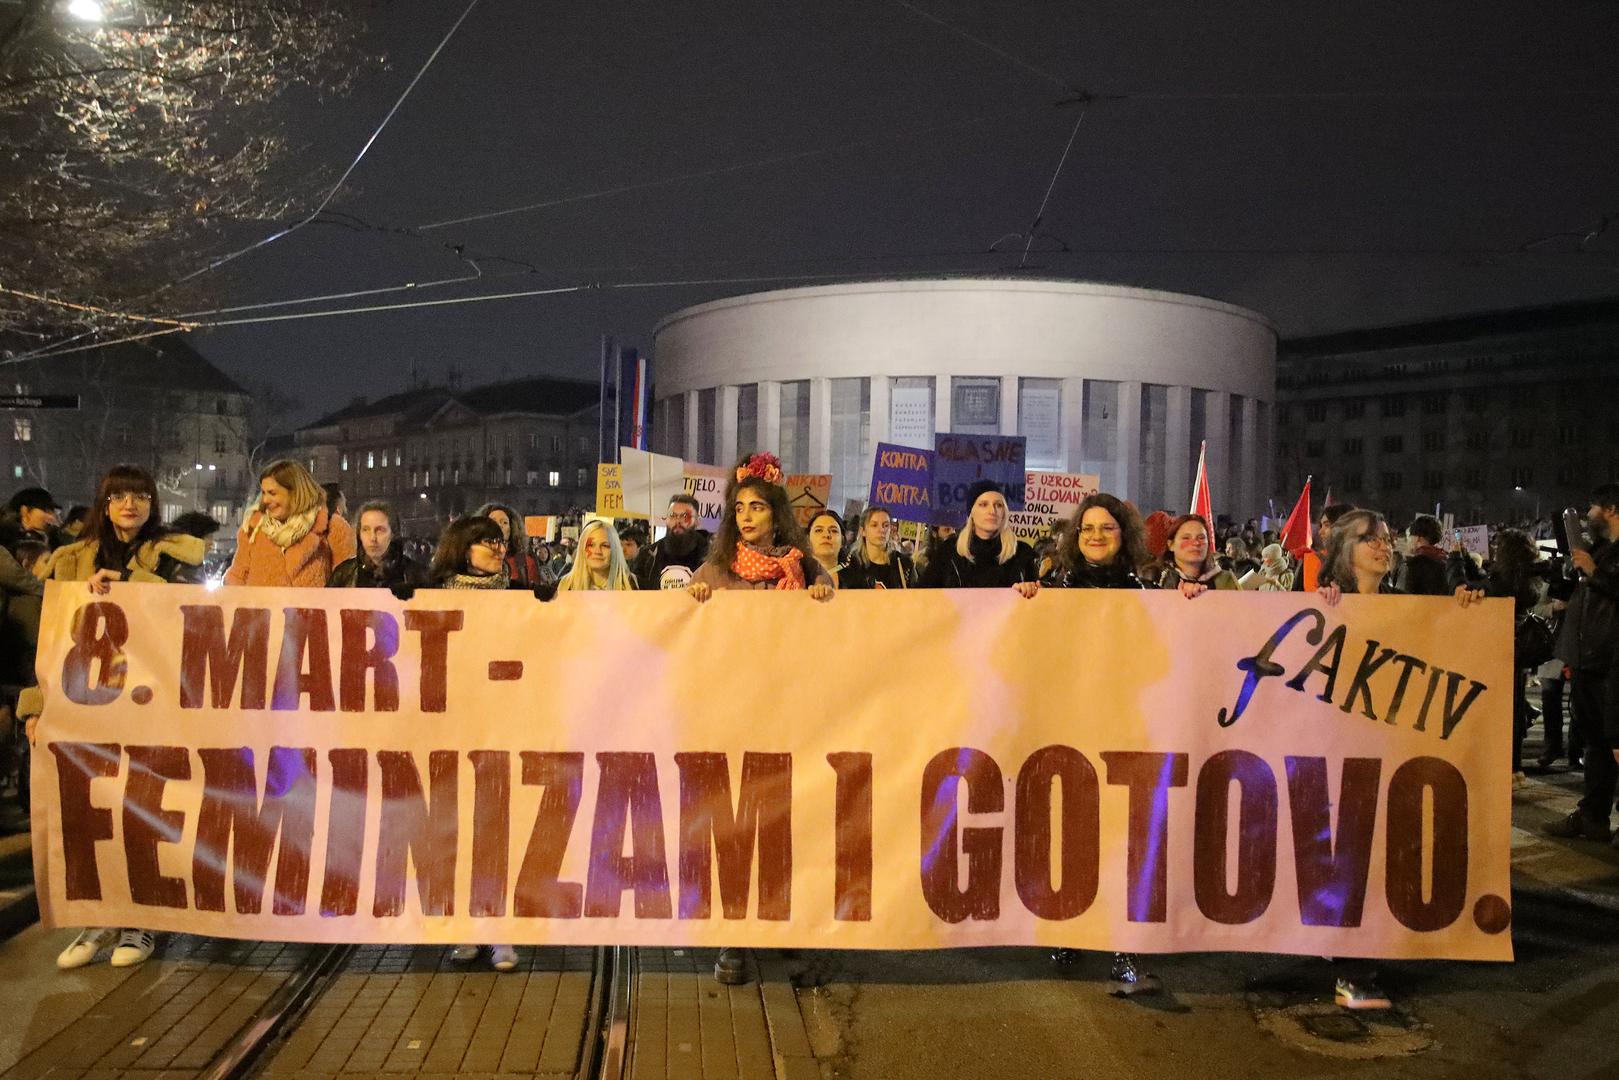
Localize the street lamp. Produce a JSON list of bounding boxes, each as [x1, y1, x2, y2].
[[65, 0, 104, 22]]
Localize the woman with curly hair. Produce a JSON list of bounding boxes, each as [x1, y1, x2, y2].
[[687, 453, 836, 602]]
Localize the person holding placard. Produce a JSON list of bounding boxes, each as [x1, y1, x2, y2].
[[806, 509, 847, 587], [915, 480, 1039, 594]]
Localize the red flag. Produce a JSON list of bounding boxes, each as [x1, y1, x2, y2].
[[1189, 440, 1212, 523], [1280, 477, 1313, 557]]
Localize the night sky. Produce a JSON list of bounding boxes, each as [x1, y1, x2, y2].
[[188, 0, 1619, 423]]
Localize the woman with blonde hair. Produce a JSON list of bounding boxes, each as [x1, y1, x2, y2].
[[225, 459, 355, 587], [556, 518, 636, 591], [915, 480, 1039, 595]]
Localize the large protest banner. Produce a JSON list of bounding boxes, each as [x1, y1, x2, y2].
[[867, 443, 935, 519], [933, 434, 1026, 525], [1007, 471, 1101, 542], [33, 584, 1513, 961]]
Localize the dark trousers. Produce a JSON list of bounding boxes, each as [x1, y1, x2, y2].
[[1541, 675, 1568, 757], [1571, 670, 1617, 825], [1512, 671, 1529, 773]]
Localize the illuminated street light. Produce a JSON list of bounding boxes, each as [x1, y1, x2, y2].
[[65, 0, 104, 22]]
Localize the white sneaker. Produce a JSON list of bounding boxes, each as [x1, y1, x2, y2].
[[57, 927, 116, 970], [489, 945, 518, 972], [449, 944, 481, 962], [109, 929, 156, 968]]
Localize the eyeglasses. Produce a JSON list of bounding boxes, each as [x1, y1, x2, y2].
[[477, 538, 508, 551], [1356, 532, 1393, 550], [106, 491, 152, 505], [1079, 524, 1121, 537]]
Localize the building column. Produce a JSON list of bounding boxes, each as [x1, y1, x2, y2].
[[808, 377, 833, 474], [869, 375, 891, 447], [999, 375, 1019, 436], [718, 385, 739, 466], [1116, 381, 1142, 503], [934, 375, 952, 437], [758, 381, 782, 458], [1239, 396, 1260, 521], [1061, 377, 1086, 474], [1165, 385, 1192, 511], [683, 390, 700, 463], [1204, 391, 1231, 524]]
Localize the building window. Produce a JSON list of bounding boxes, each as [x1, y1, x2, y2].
[[577, 436, 590, 457], [1559, 425, 1580, 446], [1342, 437, 1363, 456], [1304, 403, 1327, 423], [697, 387, 718, 464], [1510, 428, 1534, 449], [1342, 400, 1365, 420], [1019, 377, 1063, 471], [950, 377, 1001, 434], [1558, 465, 1577, 486], [1305, 440, 1324, 457], [1342, 473, 1363, 492], [340, 454, 349, 471], [576, 466, 589, 487], [830, 377, 873, 508], [1464, 390, 1486, 412], [529, 434, 539, 449], [210, 502, 232, 522], [1381, 471, 1404, 491], [1465, 431, 1489, 451], [162, 503, 183, 522], [1464, 467, 1483, 487], [1511, 466, 1533, 487], [367, 451, 375, 469], [1381, 435, 1404, 453], [1424, 470, 1444, 489], [1423, 431, 1445, 452], [527, 469, 540, 485], [11, 465, 21, 479], [778, 380, 811, 473], [1422, 393, 1448, 415], [12, 418, 30, 442], [548, 470, 560, 487], [1381, 396, 1406, 418], [550, 436, 562, 454], [736, 384, 758, 453]]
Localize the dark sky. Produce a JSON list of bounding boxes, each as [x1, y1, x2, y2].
[[188, 0, 1619, 423]]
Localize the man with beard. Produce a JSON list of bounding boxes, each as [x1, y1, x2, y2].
[[1545, 483, 1619, 842], [633, 493, 711, 590]]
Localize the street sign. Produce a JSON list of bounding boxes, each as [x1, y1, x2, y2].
[[0, 394, 79, 409]]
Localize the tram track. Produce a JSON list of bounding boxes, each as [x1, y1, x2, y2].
[[189, 943, 637, 1080]]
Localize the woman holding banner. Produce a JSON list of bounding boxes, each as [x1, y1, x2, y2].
[[915, 481, 1040, 594], [1155, 513, 1240, 596], [225, 459, 355, 587], [38, 464, 206, 971], [687, 453, 836, 602], [806, 509, 847, 587], [555, 518, 636, 591], [1047, 492, 1163, 995], [840, 507, 916, 590], [687, 453, 832, 984]]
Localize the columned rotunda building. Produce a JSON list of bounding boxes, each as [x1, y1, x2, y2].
[[651, 278, 1278, 516]]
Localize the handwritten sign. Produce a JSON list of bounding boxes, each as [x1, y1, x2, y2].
[[682, 462, 729, 532], [868, 443, 935, 518], [1007, 471, 1101, 542], [786, 474, 833, 528], [933, 433, 1026, 525], [595, 464, 623, 516]]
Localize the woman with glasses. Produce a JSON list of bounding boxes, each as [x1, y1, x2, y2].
[[915, 480, 1040, 595], [840, 507, 916, 590], [225, 459, 355, 587], [34, 465, 205, 972], [1044, 491, 1162, 995], [555, 518, 636, 591], [476, 501, 551, 589]]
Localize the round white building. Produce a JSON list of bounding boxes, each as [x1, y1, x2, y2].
[[651, 278, 1278, 518]]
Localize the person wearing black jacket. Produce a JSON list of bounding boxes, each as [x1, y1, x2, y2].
[[1546, 483, 1619, 842], [915, 480, 1039, 593], [1045, 492, 1163, 997], [632, 493, 712, 590], [327, 500, 427, 591], [1398, 514, 1452, 596]]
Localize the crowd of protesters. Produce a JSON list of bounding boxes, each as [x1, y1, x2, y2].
[[2, 452, 1617, 1008]]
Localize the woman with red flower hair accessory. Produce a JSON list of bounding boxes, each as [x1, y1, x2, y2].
[[687, 453, 835, 603]]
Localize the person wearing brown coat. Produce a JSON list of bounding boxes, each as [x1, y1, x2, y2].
[[225, 460, 356, 587]]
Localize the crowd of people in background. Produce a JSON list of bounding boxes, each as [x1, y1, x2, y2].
[[1, 451, 1616, 1011]]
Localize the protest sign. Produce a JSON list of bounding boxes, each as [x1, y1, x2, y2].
[[785, 474, 832, 528], [868, 443, 935, 519], [620, 447, 685, 522], [682, 462, 729, 532], [523, 516, 556, 543], [595, 464, 623, 516], [1007, 471, 1101, 542], [1458, 525, 1490, 557], [933, 434, 1026, 525], [33, 585, 1512, 961]]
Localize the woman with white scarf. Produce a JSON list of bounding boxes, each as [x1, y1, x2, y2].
[[225, 460, 355, 587]]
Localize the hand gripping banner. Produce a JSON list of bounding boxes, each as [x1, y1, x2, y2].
[[31, 584, 1514, 960]]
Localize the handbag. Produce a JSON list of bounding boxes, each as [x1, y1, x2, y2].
[[1514, 612, 1556, 670]]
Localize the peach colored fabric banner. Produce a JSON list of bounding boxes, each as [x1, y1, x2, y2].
[[32, 583, 1514, 960]]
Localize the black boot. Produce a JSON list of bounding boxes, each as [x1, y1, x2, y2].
[[1107, 952, 1163, 997], [714, 947, 746, 985]]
